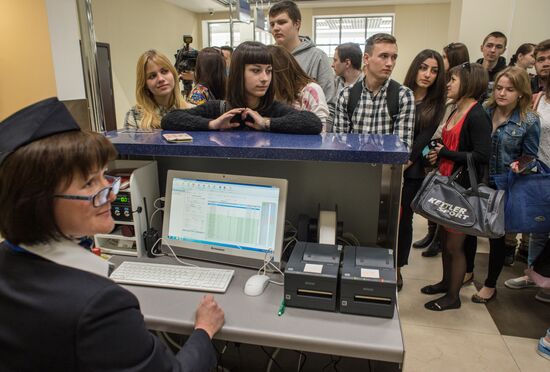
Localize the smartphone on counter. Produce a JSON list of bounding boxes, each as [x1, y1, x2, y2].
[[162, 133, 193, 143]]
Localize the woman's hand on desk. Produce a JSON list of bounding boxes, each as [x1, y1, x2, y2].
[[242, 108, 270, 131], [208, 108, 244, 130], [194, 294, 225, 339]]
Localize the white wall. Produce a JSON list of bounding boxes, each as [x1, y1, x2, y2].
[[45, 0, 86, 100], [457, 0, 550, 63], [92, 0, 200, 127]]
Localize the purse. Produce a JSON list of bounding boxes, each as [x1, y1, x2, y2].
[[411, 153, 505, 238], [492, 160, 550, 233]]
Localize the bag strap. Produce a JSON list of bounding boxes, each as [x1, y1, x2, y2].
[[346, 79, 401, 133], [386, 79, 401, 127], [466, 153, 479, 194], [532, 92, 543, 111]]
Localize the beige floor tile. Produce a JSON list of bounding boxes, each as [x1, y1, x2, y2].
[[502, 336, 550, 372], [402, 324, 520, 372], [398, 277, 499, 335], [400, 244, 443, 282]]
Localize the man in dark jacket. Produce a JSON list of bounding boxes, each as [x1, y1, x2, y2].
[[476, 31, 507, 82]]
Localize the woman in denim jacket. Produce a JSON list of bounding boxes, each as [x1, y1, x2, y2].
[[472, 66, 541, 303]]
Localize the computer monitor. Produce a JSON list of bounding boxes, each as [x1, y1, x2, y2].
[[161, 170, 287, 268]]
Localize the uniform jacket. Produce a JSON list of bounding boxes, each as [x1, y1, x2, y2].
[[0, 240, 216, 372]]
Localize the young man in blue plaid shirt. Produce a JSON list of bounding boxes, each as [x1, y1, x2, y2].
[[333, 33, 415, 149]]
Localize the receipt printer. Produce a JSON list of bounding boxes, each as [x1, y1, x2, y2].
[[339, 245, 396, 318], [284, 241, 341, 312]]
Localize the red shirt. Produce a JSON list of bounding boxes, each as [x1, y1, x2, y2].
[[439, 103, 476, 176]]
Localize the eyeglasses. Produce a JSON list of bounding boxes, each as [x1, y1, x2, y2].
[[55, 175, 121, 208]]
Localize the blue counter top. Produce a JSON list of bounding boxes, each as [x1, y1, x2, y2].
[[105, 130, 409, 164]]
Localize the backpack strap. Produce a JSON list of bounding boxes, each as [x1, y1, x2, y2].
[[346, 79, 401, 133], [386, 79, 401, 127], [346, 81, 363, 132]]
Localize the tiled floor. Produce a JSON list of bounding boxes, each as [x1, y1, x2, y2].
[[399, 215, 549, 372]]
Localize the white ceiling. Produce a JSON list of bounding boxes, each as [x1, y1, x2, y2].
[[167, 0, 449, 14]]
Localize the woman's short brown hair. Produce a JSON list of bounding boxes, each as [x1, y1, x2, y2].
[[0, 131, 117, 245], [448, 62, 489, 101]]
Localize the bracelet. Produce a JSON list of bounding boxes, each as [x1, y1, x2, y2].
[[263, 118, 271, 131]]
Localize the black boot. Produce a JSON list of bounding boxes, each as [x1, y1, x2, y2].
[[422, 225, 441, 257], [413, 220, 437, 248]]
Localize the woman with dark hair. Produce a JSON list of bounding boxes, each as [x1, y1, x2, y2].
[[415, 42, 471, 257], [267, 45, 329, 130], [442, 42, 470, 75], [0, 98, 224, 371], [422, 63, 492, 311], [187, 47, 227, 105], [162, 41, 322, 134], [396, 49, 447, 290], [508, 43, 536, 70]]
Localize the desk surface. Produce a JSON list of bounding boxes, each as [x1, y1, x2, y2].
[[106, 130, 409, 164], [111, 256, 404, 364]]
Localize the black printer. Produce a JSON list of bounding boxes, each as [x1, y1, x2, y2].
[[339, 245, 396, 318], [284, 242, 341, 312]]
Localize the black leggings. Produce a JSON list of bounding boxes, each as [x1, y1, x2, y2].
[[484, 236, 506, 288], [397, 178, 424, 267], [464, 235, 477, 273]]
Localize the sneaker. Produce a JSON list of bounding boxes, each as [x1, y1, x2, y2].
[[504, 276, 537, 289], [535, 289, 550, 303], [537, 337, 550, 361]]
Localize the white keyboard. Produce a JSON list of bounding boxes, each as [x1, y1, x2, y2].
[[110, 261, 234, 293]]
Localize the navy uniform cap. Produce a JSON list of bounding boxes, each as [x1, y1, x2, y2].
[[0, 97, 81, 165]]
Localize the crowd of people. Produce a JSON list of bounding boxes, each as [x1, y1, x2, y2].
[[2, 0, 547, 369], [120, 0, 550, 359]]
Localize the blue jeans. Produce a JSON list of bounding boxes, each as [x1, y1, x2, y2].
[[529, 233, 550, 267]]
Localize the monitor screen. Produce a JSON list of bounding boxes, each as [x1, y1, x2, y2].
[[162, 170, 287, 268]]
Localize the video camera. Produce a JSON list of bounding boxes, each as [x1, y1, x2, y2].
[[174, 35, 198, 74]]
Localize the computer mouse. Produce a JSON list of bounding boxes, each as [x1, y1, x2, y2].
[[244, 274, 270, 296]]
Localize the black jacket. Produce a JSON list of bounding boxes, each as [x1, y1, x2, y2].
[[531, 75, 545, 94], [476, 56, 507, 82], [0, 243, 216, 372], [438, 103, 492, 188], [404, 101, 442, 179], [162, 100, 322, 134]]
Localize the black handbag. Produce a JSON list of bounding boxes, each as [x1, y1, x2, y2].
[[411, 153, 505, 238]]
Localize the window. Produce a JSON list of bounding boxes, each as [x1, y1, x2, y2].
[[205, 21, 272, 48], [208, 22, 242, 47], [314, 15, 394, 57]]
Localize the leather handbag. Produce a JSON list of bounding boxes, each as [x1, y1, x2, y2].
[[411, 153, 505, 238], [492, 160, 550, 233]]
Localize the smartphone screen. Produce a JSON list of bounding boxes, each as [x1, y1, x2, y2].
[[517, 154, 536, 172]]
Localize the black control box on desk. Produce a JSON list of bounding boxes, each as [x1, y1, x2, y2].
[[284, 242, 341, 312], [339, 245, 396, 318]]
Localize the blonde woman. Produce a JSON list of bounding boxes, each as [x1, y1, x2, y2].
[[124, 50, 190, 129]]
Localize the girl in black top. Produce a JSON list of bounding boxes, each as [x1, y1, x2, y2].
[[423, 63, 492, 311], [162, 41, 322, 134], [396, 50, 446, 290]]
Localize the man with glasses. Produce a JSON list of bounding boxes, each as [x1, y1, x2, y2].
[[532, 39, 550, 94], [477, 31, 508, 82], [333, 33, 415, 149]]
